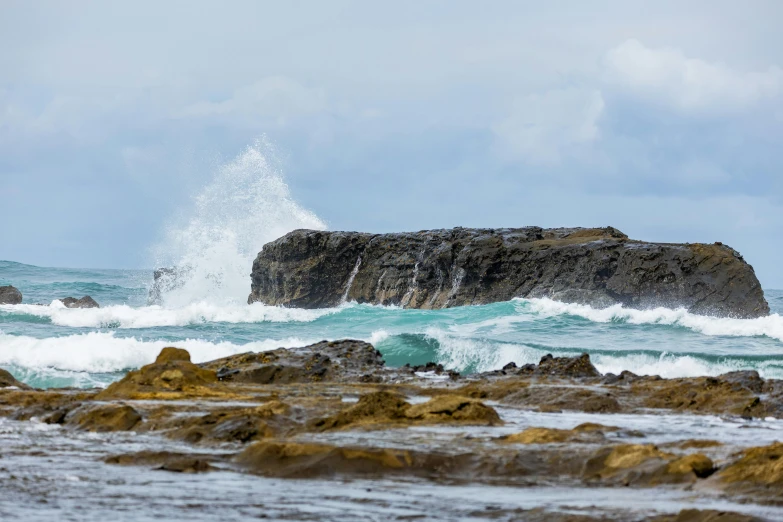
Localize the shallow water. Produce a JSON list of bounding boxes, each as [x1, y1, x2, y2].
[[2, 409, 783, 521]]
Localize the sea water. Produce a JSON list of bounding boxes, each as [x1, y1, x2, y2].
[[2, 142, 783, 390]]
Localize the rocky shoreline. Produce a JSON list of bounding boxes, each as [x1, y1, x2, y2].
[[248, 227, 769, 318], [1, 340, 782, 520]]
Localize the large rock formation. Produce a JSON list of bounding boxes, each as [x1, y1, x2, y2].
[[248, 227, 769, 318]]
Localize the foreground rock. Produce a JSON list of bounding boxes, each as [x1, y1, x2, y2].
[[96, 347, 219, 400], [59, 295, 100, 308], [248, 227, 768, 318], [4, 344, 783, 519], [0, 285, 22, 304]]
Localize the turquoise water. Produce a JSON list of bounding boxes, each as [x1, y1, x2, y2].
[[3, 259, 783, 389]]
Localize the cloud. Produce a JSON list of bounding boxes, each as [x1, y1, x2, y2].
[[179, 76, 327, 126], [492, 88, 604, 164], [603, 39, 783, 112]]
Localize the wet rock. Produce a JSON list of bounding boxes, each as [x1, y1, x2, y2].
[[313, 391, 501, 430], [105, 450, 219, 473], [0, 368, 31, 390], [718, 370, 764, 394], [156, 347, 192, 364], [248, 227, 768, 318], [503, 386, 622, 413], [520, 353, 601, 379], [313, 391, 410, 430], [59, 296, 100, 308], [162, 401, 292, 444], [583, 444, 714, 485], [202, 340, 386, 384], [405, 395, 501, 425], [0, 285, 22, 304], [715, 442, 783, 501], [148, 266, 192, 305], [236, 441, 418, 478], [66, 403, 142, 432], [96, 348, 218, 400], [654, 510, 767, 522], [634, 375, 768, 418], [503, 423, 619, 444]]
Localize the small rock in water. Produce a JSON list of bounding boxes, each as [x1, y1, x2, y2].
[[0, 285, 22, 305], [59, 296, 100, 308], [0, 368, 31, 390]]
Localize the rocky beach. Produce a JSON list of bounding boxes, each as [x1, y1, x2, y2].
[[2, 226, 783, 520], [2, 340, 783, 520]]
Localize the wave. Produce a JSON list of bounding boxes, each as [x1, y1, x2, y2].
[[421, 328, 783, 379], [518, 298, 783, 342], [0, 301, 337, 328], [0, 332, 316, 375], [150, 139, 326, 307]]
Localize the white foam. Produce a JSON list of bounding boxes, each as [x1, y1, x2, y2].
[[425, 328, 783, 379], [151, 139, 327, 307], [0, 332, 315, 373], [519, 298, 783, 342], [1, 302, 335, 328], [368, 329, 391, 345]]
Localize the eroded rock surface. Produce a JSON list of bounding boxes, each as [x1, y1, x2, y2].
[[248, 227, 768, 318]]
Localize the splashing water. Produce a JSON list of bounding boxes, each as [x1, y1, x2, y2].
[[151, 140, 326, 306]]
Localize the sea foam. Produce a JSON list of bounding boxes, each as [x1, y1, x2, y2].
[[519, 298, 783, 342], [150, 139, 326, 307], [0, 332, 315, 374], [1, 301, 337, 328]]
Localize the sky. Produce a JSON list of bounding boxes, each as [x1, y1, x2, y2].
[[1, 1, 783, 287]]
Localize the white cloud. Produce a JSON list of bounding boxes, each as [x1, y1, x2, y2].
[[604, 39, 783, 112], [492, 88, 604, 164], [179, 76, 327, 126]]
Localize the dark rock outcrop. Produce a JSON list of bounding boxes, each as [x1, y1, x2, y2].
[[248, 227, 768, 318], [0, 285, 22, 305], [59, 296, 100, 308], [202, 340, 386, 384]]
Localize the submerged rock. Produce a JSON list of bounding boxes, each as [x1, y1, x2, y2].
[[0, 285, 22, 305], [248, 227, 768, 318], [59, 295, 100, 308]]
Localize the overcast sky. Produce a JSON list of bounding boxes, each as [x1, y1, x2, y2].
[[1, 0, 783, 287]]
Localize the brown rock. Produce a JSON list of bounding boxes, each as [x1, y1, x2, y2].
[[59, 296, 100, 308], [0, 368, 31, 390], [236, 441, 415, 478], [156, 347, 192, 364], [504, 423, 619, 444], [67, 403, 142, 432], [96, 348, 218, 400], [105, 450, 218, 473], [404, 395, 501, 425]]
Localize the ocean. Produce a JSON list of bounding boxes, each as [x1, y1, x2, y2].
[[2, 144, 783, 391], [2, 259, 783, 390]]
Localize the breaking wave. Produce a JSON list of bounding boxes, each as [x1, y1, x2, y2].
[[150, 139, 326, 307]]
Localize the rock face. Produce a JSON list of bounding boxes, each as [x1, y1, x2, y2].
[[248, 227, 769, 318], [0, 285, 22, 305], [59, 296, 100, 308]]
